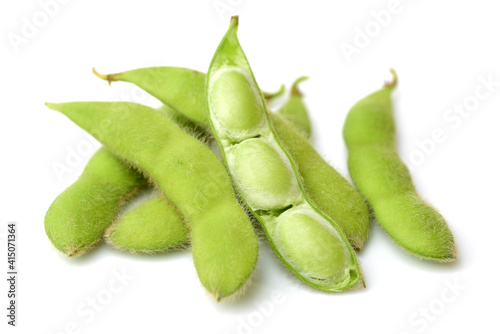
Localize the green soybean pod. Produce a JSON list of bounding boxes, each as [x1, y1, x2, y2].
[[94, 67, 370, 250], [46, 101, 259, 300], [206, 16, 361, 291], [58, 103, 214, 257], [157, 105, 216, 149], [105, 195, 190, 253], [276, 77, 312, 139], [343, 70, 457, 262], [44, 148, 143, 257], [93, 67, 209, 128], [104, 105, 213, 254]]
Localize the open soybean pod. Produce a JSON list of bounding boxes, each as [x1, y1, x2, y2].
[[343, 70, 457, 262], [206, 16, 361, 291], [46, 101, 259, 301]]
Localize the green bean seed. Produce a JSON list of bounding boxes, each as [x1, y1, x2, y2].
[[233, 139, 301, 210], [210, 69, 264, 139], [275, 210, 349, 280]]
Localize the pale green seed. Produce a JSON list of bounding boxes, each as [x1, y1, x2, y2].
[[209, 68, 264, 140], [232, 139, 301, 210], [276, 211, 348, 281]]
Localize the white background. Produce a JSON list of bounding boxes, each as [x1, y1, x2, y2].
[[1, 0, 499, 333]]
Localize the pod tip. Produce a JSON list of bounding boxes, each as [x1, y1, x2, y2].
[[92, 67, 114, 86], [384, 68, 398, 88], [291, 76, 309, 96], [230, 15, 239, 27], [45, 102, 56, 110], [263, 84, 285, 100]]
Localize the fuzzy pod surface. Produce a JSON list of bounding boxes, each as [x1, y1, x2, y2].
[[105, 106, 213, 254], [269, 113, 369, 250], [46, 101, 259, 301], [105, 195, 189, 253], [44, 148, 143, 257], [95, 65, 369, 251], [205, 17, 361, 291], [93, 67, 208, 128], [93, 67, 283, 132], [343, 70, 457, 262]]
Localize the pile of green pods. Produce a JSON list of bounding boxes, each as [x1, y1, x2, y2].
[[45, 16, 456, 301]]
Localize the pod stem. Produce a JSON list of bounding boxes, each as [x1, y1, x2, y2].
[[263, 84, 285, 100], [230, 15, 239, 27], [92, 67, 117, 86], [291, 76, 309, 96], [384, 68, 398, 89]]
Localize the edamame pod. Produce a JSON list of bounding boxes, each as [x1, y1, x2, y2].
[[343, 70, 457, 262], [104, 106, 213, 254], [46, 101, 259, 300], [206, 17, 361, 291], [93, 67, 209, 128], [105, 195, 190, 253], [46, 104, 210, 257], [276, 77, 312, 139], [44, 148, 143, 257], [95, 67, 370, 250]]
